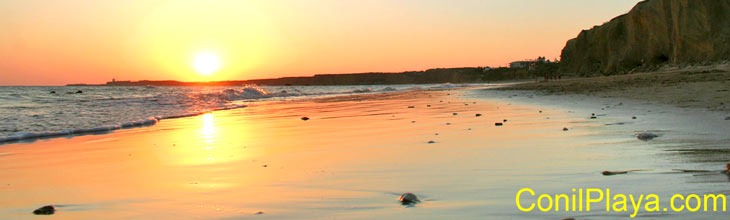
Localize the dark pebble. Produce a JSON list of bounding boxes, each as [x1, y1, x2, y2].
[[475, 113, 482, 117], [602, 171, 628, 176], [33, 205, 55, 215], [632, 116, 637, 119], [495, 122, 503, 126], [503, 119, 507, 122], [427, 140, 435, 144], [590, 116, 597, 119], [636, 132, 659, 141], [452, 113, 458, 116], [399, 193, 420, 205], [301, 117, 309, 121], [408, 106, 415, 108], [563, 127, 569, 131]]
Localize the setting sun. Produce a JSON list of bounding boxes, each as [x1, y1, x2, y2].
[[193, 52, 221, 75]]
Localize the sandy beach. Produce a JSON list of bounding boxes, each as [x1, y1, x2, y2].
[[501, 63, 730, 113], [1, 87, 728, 219]]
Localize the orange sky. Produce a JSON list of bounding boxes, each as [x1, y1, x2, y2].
[[0, 0, 642, 85]]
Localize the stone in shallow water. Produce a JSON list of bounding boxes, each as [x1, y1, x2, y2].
[[399, 193, 420, 205], [602, 171, 628, 176], [33, 205, 55, 215], [635, 132, 659, 141]]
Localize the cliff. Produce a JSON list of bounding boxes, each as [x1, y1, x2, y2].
[[560, 0, 730, 75]]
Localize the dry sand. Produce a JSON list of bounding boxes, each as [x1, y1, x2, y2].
[[501, 63, 730, 112], [1, 87, 729, 219]]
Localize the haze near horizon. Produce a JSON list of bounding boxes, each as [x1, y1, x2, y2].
[[0, 0, 642, 86]]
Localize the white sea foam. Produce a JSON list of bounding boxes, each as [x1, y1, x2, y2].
[[0, 83, 484, 144]]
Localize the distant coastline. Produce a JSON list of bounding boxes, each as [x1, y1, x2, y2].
[[66, 64, 556, 86]]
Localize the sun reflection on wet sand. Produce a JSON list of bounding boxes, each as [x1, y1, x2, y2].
[[162, 112, 253, 167], [1, 89, 728, 219]]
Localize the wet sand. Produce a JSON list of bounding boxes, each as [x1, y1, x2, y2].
[[501, 63, 730, 112], [0, 88, 729, 219]]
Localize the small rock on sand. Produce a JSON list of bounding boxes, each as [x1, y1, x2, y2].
[[590, 116, 597, 119], [503, 119, 508, 122], [427, 140, 435, 144], [495, 122, 503, 126], [408, 106, 415, 108], [635, 132, 659, 141], [475, 113, 482, 117], [563, 127, 569, 131], [426, 105, 431, 107], [33, 205, 55, 215], [602, 171, 628, 176], [452, 113, 458, 116], [632, 116, 637, 119], [255, 211, 264, 215], [446, 123, 451, 125], [399, 193, 420, 205], [301, 117, 310, 121]]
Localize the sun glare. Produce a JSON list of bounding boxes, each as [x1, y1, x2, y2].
[[193, 52, 221, 75]]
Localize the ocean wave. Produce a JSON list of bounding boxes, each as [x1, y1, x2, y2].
[[0, 105, 249, 144], [0, 83, 479, 144]]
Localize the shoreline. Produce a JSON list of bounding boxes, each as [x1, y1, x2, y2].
[[0, 84, 481, 145], [1, 86, 729, 219], [498, 63, 730, 113]]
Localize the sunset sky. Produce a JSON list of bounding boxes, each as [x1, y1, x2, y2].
[[0, 0, 641, 86]]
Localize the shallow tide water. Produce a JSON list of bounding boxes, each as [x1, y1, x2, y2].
[[0, 87, 728, 219]]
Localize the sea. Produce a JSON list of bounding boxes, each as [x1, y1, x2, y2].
[[0, 84, 472, 143]]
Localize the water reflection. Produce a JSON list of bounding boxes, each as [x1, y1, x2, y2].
[[163, 112, 250, 166], [201, 113, 216, 144]]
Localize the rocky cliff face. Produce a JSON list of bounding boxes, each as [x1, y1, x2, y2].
[[560, 0, 730, 75]]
